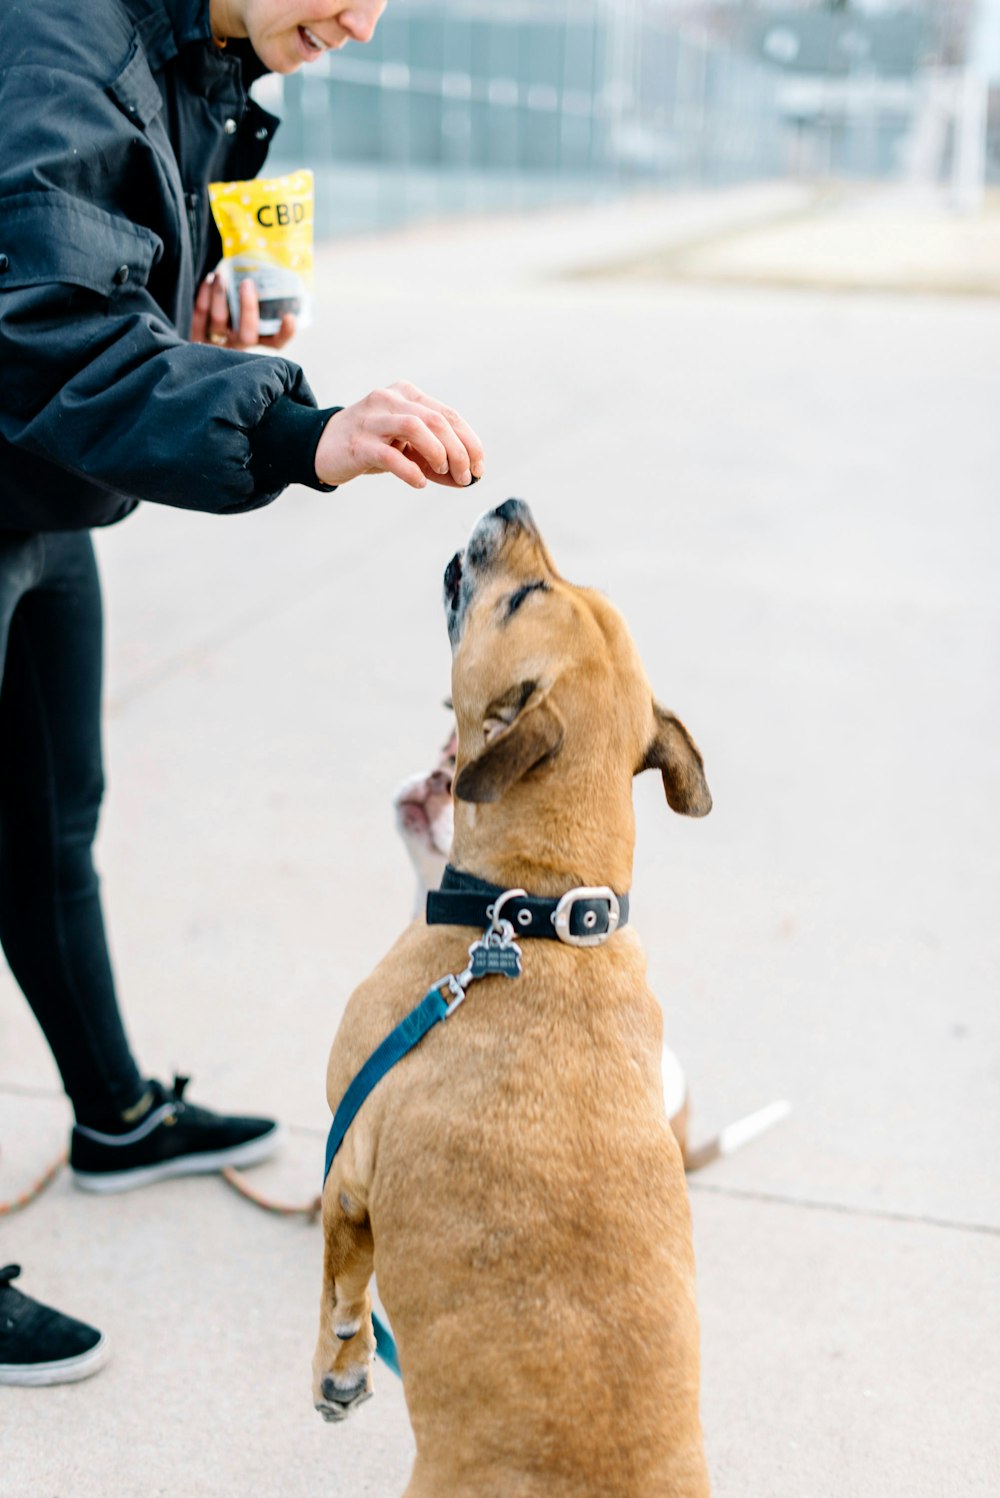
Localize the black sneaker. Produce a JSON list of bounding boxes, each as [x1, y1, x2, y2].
[[69, 1076, 284, 1193], [0, 1265, 109, 1386]]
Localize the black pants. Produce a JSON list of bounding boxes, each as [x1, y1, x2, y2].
[[0, 530, 144, 1126]]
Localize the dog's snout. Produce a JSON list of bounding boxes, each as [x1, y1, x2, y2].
[[493, 498, 534, 531], [465, 499, 535, 573], [447, 501, 543, 648]]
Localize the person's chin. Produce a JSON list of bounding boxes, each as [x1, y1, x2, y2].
[[268, 53, 302, 75], [252, 33, 306, 74]]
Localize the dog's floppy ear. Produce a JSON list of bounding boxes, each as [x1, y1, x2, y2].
[[454, 697, 564, 804], [641, 702, 712, 817]]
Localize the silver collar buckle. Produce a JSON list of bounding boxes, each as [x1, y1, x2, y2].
[[551, 886, 621, 947]]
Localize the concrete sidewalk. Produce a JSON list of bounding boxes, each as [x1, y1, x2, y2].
[[2, 184, 998, 1497]]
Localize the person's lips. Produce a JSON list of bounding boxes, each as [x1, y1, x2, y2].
[[298, 24, 331, 56]]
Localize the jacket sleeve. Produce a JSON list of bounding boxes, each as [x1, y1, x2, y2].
[[0, 65, 326, 515]]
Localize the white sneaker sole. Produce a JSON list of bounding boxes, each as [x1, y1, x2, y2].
[[71, 1124, 286, 1194], [0, 1332, 110, 1386]]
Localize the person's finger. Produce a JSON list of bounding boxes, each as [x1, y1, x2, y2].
[[403, 446, 476, 489], [434, 405, 485, 480], [259, 313, 297, 349], [191, 275, 214, 343], [232, 277, 259, 347], [451, 413, 485, 480], [209, 274, 231, 344], [389, 413, 450, 476], [391, 380, 484, 479], [386, 381, 476, 483], [377, 442, 429, 489], [410, 452, 479, 488], [399, 401, 474, 485]]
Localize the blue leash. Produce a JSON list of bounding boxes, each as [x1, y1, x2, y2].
[[323, 985, 450, 1184], [372, 1312, 401, 1377], [322, 977, 465, 1381]]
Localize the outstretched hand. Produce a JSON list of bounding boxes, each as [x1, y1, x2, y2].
[[314, 382, 485, 490], [191, 273, 296, 350]]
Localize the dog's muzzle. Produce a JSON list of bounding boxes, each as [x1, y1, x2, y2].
[[445, 501, 537, 644]]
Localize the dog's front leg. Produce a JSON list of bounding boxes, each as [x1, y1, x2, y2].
[[312, 1172, 377, 1423]]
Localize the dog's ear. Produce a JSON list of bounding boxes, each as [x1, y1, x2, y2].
[[641, 702, 712, 817], [454, 698, 564, 804]]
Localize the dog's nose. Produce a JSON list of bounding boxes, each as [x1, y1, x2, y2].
[[493, 498, 534, 531]]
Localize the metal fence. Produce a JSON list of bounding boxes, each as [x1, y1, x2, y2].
[[261, 1, 786, 237]]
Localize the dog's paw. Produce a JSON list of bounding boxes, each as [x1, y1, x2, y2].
[[314, 1369, 373, 1423]]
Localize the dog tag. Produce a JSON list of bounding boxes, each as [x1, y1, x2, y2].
[[467, 933, 522, 980]]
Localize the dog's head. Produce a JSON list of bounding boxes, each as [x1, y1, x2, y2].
[[443, 500, 710, 891]]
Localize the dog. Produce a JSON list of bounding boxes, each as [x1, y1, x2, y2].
[[315, 500, 712, 1495], [394, 724, 458, 918], [395, 728, 787, 1172]]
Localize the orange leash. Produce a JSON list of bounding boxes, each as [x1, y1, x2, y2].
[[0, 1150, 68, 1217], [220, 1167, 322, 1222], [0, 1151, 319, 1222]]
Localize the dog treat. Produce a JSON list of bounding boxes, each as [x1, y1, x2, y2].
[[208, 169, 314, 335]]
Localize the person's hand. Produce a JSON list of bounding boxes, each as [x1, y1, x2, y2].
[[191, 273, 296, 350], [314, 382, 485, 490]]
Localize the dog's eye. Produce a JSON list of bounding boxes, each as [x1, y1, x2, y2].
[[506, 580, 549, 617]]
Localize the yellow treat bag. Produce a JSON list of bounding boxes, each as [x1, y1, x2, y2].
[[208, 169, 314, 335]]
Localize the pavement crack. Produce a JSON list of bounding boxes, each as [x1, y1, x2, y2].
[[688, 1179, 1000, 1238]]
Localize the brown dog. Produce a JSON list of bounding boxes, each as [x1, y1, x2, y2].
[[314, 500, 712, 1496]]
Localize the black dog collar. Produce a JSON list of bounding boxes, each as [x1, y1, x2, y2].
[[426, 865, 629, 947]]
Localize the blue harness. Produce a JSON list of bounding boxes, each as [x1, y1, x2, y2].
[[322, 877, 627, 1380]]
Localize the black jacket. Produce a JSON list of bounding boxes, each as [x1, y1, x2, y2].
[[0, 0, 331, 530]]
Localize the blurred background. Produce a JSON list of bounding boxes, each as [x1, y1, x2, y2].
[[253, 0, 1000, 238]]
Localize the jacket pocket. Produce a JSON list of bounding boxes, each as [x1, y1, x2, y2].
[[0, 193, 162, 416], [0, 192, 161, 297], [107, 36, 164, 131]]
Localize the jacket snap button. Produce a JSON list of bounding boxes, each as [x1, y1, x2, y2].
[[113, 264, 130, 286], [0, 253, 9, 273], [255, 126, 268, 140], [224, 117, 237, 135]]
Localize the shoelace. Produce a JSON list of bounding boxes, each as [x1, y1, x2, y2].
[[146, 1074, 190, 1120]]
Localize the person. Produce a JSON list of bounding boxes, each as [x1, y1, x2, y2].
[[0, 0, 484, 1385]]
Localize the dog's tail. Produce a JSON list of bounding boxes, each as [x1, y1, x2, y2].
[[681, 1098, 791, 1173]]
